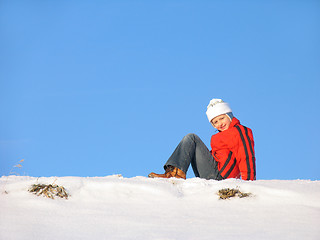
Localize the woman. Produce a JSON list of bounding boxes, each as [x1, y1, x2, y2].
[[148, 98, 256, 181]]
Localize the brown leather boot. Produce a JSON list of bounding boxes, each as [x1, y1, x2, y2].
[[148, 166, 186, 179]]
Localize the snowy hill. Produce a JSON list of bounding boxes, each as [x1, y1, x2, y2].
[[1, 176, 319, 240]]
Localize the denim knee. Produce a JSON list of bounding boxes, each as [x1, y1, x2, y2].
[[183, 133, 199, 141]]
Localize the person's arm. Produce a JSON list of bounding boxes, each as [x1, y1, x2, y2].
[[236, 126, 256, 180]]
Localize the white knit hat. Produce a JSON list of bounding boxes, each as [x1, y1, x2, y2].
[[206, 98, 232, 122]]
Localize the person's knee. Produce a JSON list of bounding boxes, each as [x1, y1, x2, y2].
[[184, 133, 199, 141]]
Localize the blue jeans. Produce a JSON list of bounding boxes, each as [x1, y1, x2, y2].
[[165, 133, 223, 180]]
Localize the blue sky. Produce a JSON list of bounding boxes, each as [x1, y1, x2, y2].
[[1, 0, 319, 180]]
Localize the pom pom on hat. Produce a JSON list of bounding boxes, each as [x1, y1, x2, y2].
[[206, 98, 232, 122]]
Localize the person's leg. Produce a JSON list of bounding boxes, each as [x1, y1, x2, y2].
[[165, 133, 222, 180]]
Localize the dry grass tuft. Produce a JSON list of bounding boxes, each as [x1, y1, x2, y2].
[[217, 188, 251, 200], [2, 159, 25, 194], [9, 159, 25, 175], [28, 184, 69, 199]]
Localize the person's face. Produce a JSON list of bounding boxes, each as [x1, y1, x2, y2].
[[211, 114, 232, 132]]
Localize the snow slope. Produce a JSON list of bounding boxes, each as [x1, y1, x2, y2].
[[1, 176, 319, 240]]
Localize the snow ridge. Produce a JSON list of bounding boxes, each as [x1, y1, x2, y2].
[[1, 176, 320, 240]]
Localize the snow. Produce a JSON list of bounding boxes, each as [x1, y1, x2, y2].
[[1, 176, 320, 240]]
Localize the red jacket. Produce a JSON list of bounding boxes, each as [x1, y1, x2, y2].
[[211, 117, 256, 180]]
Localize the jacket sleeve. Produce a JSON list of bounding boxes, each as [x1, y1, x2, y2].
[[235, 126, 256, 180], [211, 133, 238, 179]]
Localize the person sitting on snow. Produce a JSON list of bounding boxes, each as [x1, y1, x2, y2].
[[148, 98, 256, 181]]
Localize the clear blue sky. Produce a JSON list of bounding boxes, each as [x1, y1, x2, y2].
[[1, 0, 319, 180]]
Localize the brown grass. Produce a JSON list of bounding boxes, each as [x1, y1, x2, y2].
[[28, 183, 69, 199], [217, 188, 251, 200], [2, 159, 25, 194]]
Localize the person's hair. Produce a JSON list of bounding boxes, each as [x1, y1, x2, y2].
[[226, 112, 234, 121]]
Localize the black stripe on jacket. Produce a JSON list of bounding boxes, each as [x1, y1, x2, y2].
[[235, 125, 251, 180], [219, 151, 233, 175], [243, 126, 256, 179], [223, 158, 237, 179]]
